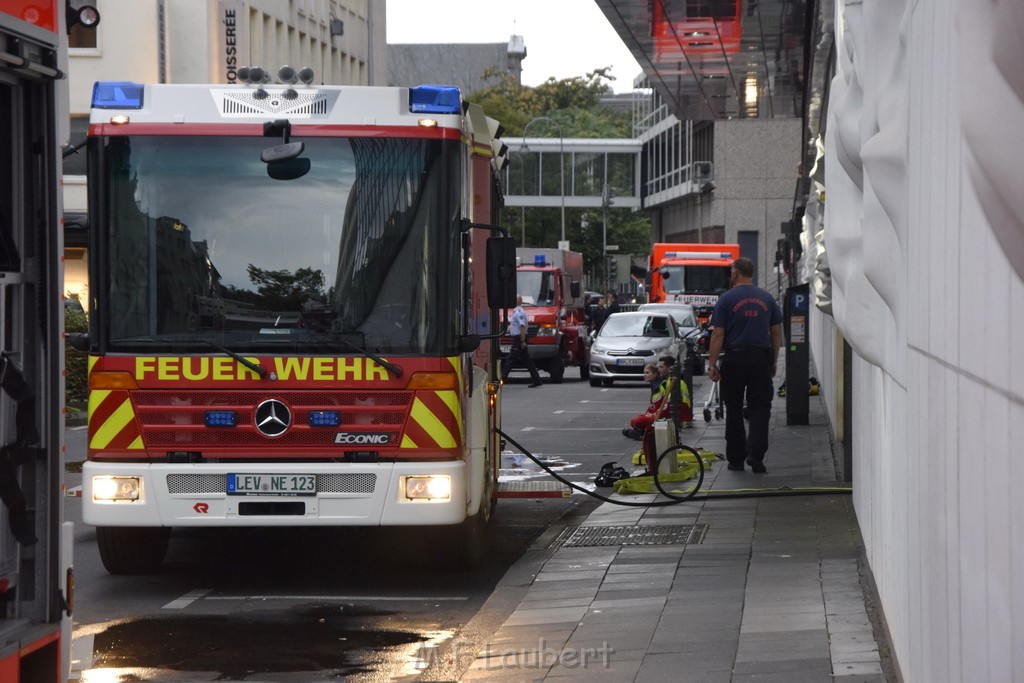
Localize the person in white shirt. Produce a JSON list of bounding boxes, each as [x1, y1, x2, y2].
[[502, 295, 542, 387]]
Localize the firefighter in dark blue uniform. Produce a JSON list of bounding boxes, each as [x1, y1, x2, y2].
[[707, 258, 782, 473]]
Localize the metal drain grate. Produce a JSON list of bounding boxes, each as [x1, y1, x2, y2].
[[555, 523, 708, 548]]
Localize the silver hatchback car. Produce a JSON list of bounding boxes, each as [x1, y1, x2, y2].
[[588, 311, 684, 387]]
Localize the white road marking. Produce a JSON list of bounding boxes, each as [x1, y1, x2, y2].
[[504, 427, 627, 433], [553, 410, 564, 414], [206, 595, 468, 601], [163, 588, 212, 609]]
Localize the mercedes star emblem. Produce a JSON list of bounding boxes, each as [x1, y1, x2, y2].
[[254, 399, 291, 437]]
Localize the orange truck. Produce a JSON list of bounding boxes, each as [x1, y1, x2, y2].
[[71, 75, 527, 573], [648, 243, 740, 322], [500, 249, 590, 382], [1, 2, 78, 680]]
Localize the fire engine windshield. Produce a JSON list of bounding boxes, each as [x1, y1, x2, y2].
[[661, 265, 731, 295], [516, 271, 555, 306], [95, 135, 460, 355]]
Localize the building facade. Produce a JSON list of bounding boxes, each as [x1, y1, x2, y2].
[[799, 1, 1024, 679], [635, 84, 800, 298], [388, 35, 526, 93], [600, 0, 1024, 679]]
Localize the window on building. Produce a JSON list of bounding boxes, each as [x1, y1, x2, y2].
[[63, 116, 89, 176]]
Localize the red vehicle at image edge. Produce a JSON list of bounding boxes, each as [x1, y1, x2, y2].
[[69, 71, 531, 575], [647, 243, 739, 323], [500, 248, 591, 382], [1, 1, 80, 681]]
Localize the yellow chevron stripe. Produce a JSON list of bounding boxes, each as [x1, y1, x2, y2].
[[447, 356, 461, 387], [90, 397, 136, 449], [410, 397, 457, 449], [88, 389, 111, 424], [437, 389, 462, 435], [88, 355, 98, 374], [127, 435, 144, 450], [401, 434, 418, 448]]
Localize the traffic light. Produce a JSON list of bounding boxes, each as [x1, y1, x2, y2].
[[608, 256, 618, 281]]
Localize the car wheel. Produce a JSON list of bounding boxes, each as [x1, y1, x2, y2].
[[548, 351, 565, 383], [602, 378, 615, 387]]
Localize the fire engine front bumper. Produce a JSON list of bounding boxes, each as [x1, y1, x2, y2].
[[81, 461, 468, 527], [499, 336, 560, 360]]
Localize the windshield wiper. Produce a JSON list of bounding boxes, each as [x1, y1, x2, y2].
[[194, 339, 267, 378], [117, 336, 267, 379], [298, 333, 403, 378]]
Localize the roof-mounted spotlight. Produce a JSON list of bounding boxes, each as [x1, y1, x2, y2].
[[237, 65, 251, 83], [278, 65, 299, 99], [298, 67, 315, 85], [278, 65, 297, 84], [66, 2, 101, 34], [247, 67, 269, 99]]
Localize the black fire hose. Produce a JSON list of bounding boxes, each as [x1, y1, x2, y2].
[[497, 428, 852, 505]]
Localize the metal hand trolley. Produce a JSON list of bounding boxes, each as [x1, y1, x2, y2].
[[702, 379, 724, 422]]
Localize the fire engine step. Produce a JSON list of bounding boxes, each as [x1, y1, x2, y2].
[[494, 480, 572, 498]]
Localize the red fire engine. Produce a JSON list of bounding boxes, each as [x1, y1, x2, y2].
[[1, 1, 86, 680], [648, 243, 739, 323], [71, 72, 521, 573], [500, 248, 590, 382]]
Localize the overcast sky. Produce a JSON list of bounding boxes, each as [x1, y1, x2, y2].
[[385, 0, 643, 93]]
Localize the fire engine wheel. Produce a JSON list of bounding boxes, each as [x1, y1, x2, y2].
[[434, 512, 487, 571], [548, 353, 566, 383], [96, 526, 171, 575]]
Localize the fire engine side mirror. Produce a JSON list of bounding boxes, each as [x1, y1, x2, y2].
[[458, 334, 481, 352], [486, 237, 516, 309], [66, 333, 90, 351]]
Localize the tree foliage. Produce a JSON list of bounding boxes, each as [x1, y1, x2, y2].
[[65, 307, 88, 407], [468, 68, 631, 138]]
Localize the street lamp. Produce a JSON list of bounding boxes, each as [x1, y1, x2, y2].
[[522, 116, 565, 243]]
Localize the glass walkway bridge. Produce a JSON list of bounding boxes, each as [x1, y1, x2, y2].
[[502, 137, 643, 210]]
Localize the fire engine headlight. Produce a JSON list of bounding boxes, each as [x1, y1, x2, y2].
[[92, 476, 141, 502], [402, 475, 451, 501], [535, 325, 557, 336]]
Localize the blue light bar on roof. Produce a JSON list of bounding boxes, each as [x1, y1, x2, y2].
[[534, 255, 546, 266], [409, 85, 461, 114], [92, 81, 145, 109]]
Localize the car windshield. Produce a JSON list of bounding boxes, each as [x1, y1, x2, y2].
[[516, 270, 555, 305], [640, 306, 696, 327], [661, 265, 731, 294], [96, 134, 460, 355], [599, 315, 672, 338]]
